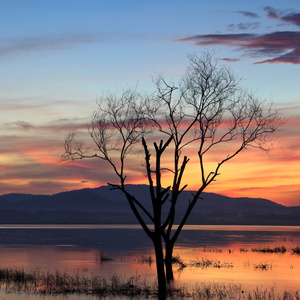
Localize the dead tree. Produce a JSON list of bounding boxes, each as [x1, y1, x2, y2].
[[62, 52, 282, 298]]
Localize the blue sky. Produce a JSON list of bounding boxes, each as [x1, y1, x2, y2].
[[0, 0, 299, 205]]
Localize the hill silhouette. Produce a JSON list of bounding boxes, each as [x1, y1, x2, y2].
[[0, 184, 299, 225]]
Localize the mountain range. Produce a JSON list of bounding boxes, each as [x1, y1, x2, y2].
[[0, 184, 299, 225]]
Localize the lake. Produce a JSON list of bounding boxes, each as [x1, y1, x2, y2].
[[0, 224, 300, 299]]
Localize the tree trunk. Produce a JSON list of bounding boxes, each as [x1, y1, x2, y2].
[[152, 235, 167, 299], [165, 241, 174, 281]]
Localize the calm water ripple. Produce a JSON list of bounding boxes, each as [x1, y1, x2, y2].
[[0, 225, 299, 299]]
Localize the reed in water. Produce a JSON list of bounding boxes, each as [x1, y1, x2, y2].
[[0, 267, 300, 299]]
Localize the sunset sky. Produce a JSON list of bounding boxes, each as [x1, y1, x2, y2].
[[0, 0, 299, 206]]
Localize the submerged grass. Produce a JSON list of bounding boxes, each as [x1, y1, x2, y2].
[[0, 267, 300, 299], [253, 262, 273, 271], [189, 257, 234, 269], [96, 252, 114, 262], [172, 254, 187, 270], [291, 246, 300, 254], [135, 255, 154, 266], [251, 246, 287, 254], [1, 267, 300, 299], [0, 267, 156, 297]]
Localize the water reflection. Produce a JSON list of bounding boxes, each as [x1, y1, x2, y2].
[[172, 245, 300, 291], [0, 225, 299, 298]]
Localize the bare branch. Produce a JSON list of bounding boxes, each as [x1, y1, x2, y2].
[[62, 52, 282, 285]]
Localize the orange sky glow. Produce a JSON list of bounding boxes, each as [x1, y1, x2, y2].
[[1, 114, 299, 206]]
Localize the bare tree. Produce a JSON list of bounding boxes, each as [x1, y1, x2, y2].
[[62, 52, 282, 298]]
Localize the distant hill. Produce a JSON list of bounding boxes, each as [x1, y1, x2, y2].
[[0, 184, 299, 225]]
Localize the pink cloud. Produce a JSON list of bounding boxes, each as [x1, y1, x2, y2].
[[175, 7, 300, 64], [175, 31, 300, 64], [219, 58, 241, 62]]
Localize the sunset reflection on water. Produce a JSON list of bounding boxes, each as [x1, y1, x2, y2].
[[171, 245, 300, 291], [0, 225, 299, 296]]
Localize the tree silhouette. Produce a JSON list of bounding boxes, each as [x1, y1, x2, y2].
[[62, 52, 282, 299]]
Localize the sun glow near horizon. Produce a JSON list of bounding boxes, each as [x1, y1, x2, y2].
[[0, 105, 299, 206]]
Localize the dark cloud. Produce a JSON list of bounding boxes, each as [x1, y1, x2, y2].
[[228, 22, 260, 31], [175, 31, 300, 64], [176, 7, 300, 64], [281, 13, 300, 26], [264, 6, 300, 27], [0, 151, 116, 195], [236, 11, 259, 18], [13, 121, 35, 130], [264, 6, 279, 20], [255, 48, 300, 64]]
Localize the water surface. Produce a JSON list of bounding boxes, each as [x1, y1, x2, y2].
[[0, 225, 300, 299]]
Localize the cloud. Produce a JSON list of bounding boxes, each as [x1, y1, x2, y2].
[[235, 11, 260, 19], [264, 6, 279, 20], [13, 121, 35, 130], [255, 48, 300, 64], [227, 22, 260, 31], [175, 31, 300, 64], [0, 32, 136, 58], [281, 13, 300, 26], [0, 33, 95, 57], [176, 7, 300, 64], [0, 98, 76, 111], [264, 6, 300, 27], [0, 153, 121, 195], [219, 58, 241, 62], [5, 118, 88, 133]]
